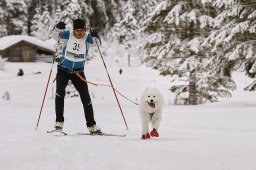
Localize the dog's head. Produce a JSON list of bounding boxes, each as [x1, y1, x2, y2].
[[140, 88, 164, 110]]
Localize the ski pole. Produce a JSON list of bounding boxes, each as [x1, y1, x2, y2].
[[35, 36, 61, 131], [94, 38, 129, 131]]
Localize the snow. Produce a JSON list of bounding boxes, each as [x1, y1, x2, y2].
[[164, 3, 182, 25], [0, 35, 54, 51], [187, 38, 201, 53], [1, 55, 256, 170], [199, 15, 215, 28], [187, 10, 197, 23]]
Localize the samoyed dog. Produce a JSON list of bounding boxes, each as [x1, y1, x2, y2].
[[139, 88, 164, 140]]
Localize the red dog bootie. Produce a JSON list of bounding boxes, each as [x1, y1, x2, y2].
[[150, 129, 159, 137], [141, 133, 151, 140]]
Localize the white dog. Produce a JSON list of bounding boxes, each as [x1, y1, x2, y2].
[[139, 88, 164, 140]]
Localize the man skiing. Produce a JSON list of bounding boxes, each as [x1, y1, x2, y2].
[[51, 18, 101, 134]]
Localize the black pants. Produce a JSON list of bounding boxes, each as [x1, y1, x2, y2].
[[55, 67, 96, 127]]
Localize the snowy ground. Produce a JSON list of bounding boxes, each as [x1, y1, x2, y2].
[[0, 56, 256, 170]]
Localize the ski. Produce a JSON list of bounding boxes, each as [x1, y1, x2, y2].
[[47, 130, 126, 137], [76, 132, 126, 137], [47, 129, 67, 136]]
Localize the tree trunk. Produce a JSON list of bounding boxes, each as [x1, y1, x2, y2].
[[187, 16, 197, 105], [188, 70, 197, 105]]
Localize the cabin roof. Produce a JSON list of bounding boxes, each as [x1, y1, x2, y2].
[[0, 35, 54, 52]]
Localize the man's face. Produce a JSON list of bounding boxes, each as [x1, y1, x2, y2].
[[74, 29, 86, 39]]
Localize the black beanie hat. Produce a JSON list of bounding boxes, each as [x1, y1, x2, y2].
[[73, 19, 86, 29]]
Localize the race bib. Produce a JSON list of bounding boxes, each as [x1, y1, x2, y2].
[[66, 51, 85, 59], [64, 32, 86, 62]]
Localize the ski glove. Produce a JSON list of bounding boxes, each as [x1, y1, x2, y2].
[[90, 28, 99, 37], [56, 22, 66, 30]]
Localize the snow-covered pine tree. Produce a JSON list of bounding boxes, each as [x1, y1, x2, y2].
[[55, 0, 96, 30], [80, 0, 93, 26], [6, 0, 28, 35], [203, 0, 256, 91], [27, 0, 38, 35], [102, 0, 121, 30], [30, 6, 52, 40], [30, 7, 41, 37], [111, 0, 137, 47], [107, 0, 161, 66], [136, 0, 163, 26], [142, 0, 235, 104], [111, 0, 161, 44], [60, 0, 83, 29], [0, 0, 7, 37], [90, 0, 109, 30]]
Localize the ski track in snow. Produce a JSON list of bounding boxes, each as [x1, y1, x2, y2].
[[0, 58, 256, 170]]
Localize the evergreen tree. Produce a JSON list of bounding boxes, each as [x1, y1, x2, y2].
[[90, 0, 108, 30], [59, 0, 81, 29], [80, 0, 94, 26], [113, 0, 138, 44], [56, 0, 93, 29], [0, 0, 7, 37], [142, 0, 235, 104], [6, 0, 28, 35], [136, 0, 163, 26], [111, 0, 161, 44], [27, 0, 38, 35], [203, 0, 256, 91], [103, 0, 121, 29], [30, 7, 41, 37], [107, 0, 161, 67], [30, 6, 52, 40], [52, 5, 64, 25]]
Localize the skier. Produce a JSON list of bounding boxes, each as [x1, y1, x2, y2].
[[51, 18, 102, 134]]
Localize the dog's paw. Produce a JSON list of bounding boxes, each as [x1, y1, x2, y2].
[[150, 129, 159, 137], [141, 133, 151, 140]]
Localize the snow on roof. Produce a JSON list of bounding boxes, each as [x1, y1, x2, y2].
[[45, 38, 57, 46], [0, 35, 54, 51]]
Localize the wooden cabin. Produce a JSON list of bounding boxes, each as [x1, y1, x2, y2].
[[0, 35, 54, 62]]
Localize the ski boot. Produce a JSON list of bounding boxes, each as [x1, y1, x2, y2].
[[47, 122, 67, 136], [88, 124, 102, 135], [54, 121, 64, 130]]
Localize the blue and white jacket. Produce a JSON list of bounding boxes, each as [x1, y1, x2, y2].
[[52, 27, 102, 73]]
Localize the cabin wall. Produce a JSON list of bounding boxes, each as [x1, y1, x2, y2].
[[1, 41, 37, 62]]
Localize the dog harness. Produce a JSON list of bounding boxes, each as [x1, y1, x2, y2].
[[149, 112, 154, 120]]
